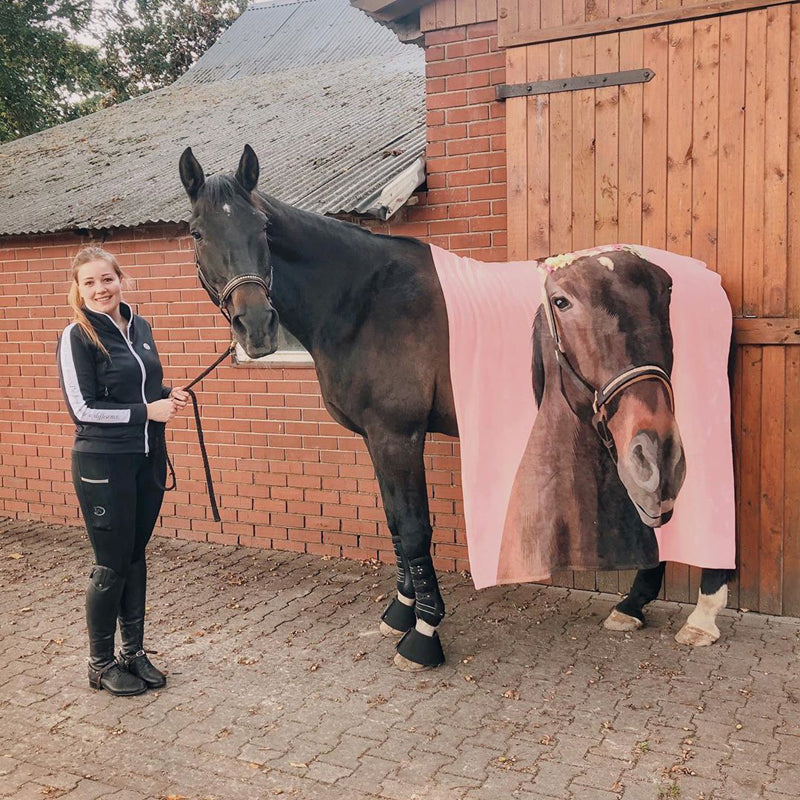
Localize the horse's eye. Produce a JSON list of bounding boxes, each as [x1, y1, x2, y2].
[[191, 230, 203, 241], [553, 296, 571, 311]]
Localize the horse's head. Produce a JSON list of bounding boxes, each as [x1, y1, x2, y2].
[[179, 145, 279, 358], [541, 249, 686, 527]]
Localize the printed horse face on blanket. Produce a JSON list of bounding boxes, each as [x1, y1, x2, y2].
[[497, 249, 687, 582], [541, 250, 686, 526]]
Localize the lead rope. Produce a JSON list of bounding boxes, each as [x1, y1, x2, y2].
[[157, 340, 236, 523]]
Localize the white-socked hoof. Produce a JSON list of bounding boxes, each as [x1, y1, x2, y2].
[[603, 609, 644, 631], [394, 652, 436, 672], [379, 620, 405, 638], [675, 623, 719, 647]]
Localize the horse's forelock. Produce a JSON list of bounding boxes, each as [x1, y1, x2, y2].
[[202, 174, 252, 207]]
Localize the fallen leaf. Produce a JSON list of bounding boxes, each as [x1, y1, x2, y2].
[[9, 553, 23, 559], [289, 762, 307, 769]]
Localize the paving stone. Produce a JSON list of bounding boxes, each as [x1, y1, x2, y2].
[[1, 517, 798, 800]]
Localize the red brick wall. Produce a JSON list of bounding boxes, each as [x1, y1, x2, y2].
[[0, 18, 506, 575]]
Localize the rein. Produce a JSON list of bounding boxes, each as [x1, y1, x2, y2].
[[541, 282, 674, 463], [163, 244, 272, 521], [157, 340, 236, 523]]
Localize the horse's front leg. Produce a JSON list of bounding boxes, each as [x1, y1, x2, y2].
[[604, 562, 666, 630], [368, 429, 445, 671], [674, 568, 732, 646]]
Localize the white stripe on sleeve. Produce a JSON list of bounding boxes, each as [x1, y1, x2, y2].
[[60, 323, 132, 424]]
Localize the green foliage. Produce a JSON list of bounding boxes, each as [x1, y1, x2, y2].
[[99, 0, 247, 102], [0, 0, 247, 143], [0, 0, 105, 141]]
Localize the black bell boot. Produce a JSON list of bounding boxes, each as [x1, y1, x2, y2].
[[118, 558, 166, 689], [86, 565, 147, 696]]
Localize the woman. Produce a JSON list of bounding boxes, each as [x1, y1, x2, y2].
[[57, 246, 189, 696]]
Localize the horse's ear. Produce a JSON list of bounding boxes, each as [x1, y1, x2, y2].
[[236, 144, 260, 193], [179, 147, 205, 202], [532, 307, 546, 407]]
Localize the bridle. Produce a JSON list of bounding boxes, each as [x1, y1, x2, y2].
[[155, 242, 275, 523], [541, 280, 675, 463], [194, 240, 273, 322]]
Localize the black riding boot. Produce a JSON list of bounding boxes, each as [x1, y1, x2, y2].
[[86, 565, 146, 695], [117, 558, 166, 689]]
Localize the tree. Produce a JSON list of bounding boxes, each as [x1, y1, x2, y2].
[[99, 0, 247, 102], [0, 0, 105, 142], [0, 0, 247, 143]]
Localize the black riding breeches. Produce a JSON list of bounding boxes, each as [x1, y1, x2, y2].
[[71, 451, 166, 576]]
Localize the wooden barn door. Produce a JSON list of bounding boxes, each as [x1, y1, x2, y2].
[[504, 3, 800, 614]]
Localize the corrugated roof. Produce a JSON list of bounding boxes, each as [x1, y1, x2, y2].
[[181, 0, 416, 83], [0, 0, 425, 236]]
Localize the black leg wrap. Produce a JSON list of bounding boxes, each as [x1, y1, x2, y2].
[[391, 535, 414, 600], [381, 597, 416, 633], [396, 628, 445, 667], [617, 562, 667, 621], [408, 555, 445, 627]]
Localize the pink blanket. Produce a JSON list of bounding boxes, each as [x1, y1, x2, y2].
[[431, 244, 735, 589]]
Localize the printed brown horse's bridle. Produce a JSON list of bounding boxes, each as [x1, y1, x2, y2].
[[541, 281, 675, 463]]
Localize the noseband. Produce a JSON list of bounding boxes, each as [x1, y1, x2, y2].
[[541, 282, 675, 462], [194, 246, 272, 322]]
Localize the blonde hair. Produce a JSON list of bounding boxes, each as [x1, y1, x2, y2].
[[68, 246, 126, 357]]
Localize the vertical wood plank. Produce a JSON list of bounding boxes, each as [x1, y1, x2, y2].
[[788, 4, 800, 316], [594, 32, 620, 247], [549, 40, 573, 253], [689, 12, 719, 618], [663, 21, 693, 604], [759, 347, 785, 614], [420, 2, 438, 31], [783, 347, 800, 615], [506, 46, 529, 260], [717, 12, 747, 316], [571, 37, 596, 250], [618, 28, 644, 244], [564, 0, 586, 33], [727, 351, 743, 610], [666, 21, 693, 257], [498, 0, 519, 47], [455, 0, 478, 26], [436, 0, 457, 29], [690, 16, 719, 271], [527, 43, 551, 259], [476, 0, 497, 23], [743, 9, 767, 317], [738, 345, 762, 612], [641, 26, 669, 248], [518, 0, 540, 32], [763, 5, 790, 317]]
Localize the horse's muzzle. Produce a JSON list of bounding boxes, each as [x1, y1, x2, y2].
[[231, 305, 280, 359], [620, 428, 686, 528]]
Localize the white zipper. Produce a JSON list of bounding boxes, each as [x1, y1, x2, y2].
[[100, 308, 151, 455]]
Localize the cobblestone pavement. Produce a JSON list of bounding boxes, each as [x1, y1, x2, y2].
[[2, 517, 799, 800]]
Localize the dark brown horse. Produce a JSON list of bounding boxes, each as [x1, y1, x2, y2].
[[179, 145, 732, 670]]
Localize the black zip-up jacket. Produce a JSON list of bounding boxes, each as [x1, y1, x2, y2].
[[57, 302, 170, 454]]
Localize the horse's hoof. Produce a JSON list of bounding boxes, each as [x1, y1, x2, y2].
[[603, 609, 644, 631], [380, 597, 415, 637], [395, 628, 445, 668], [675, 624, 719, 647], [380, 620, 405, 637], [394, 652, 436, 672]]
